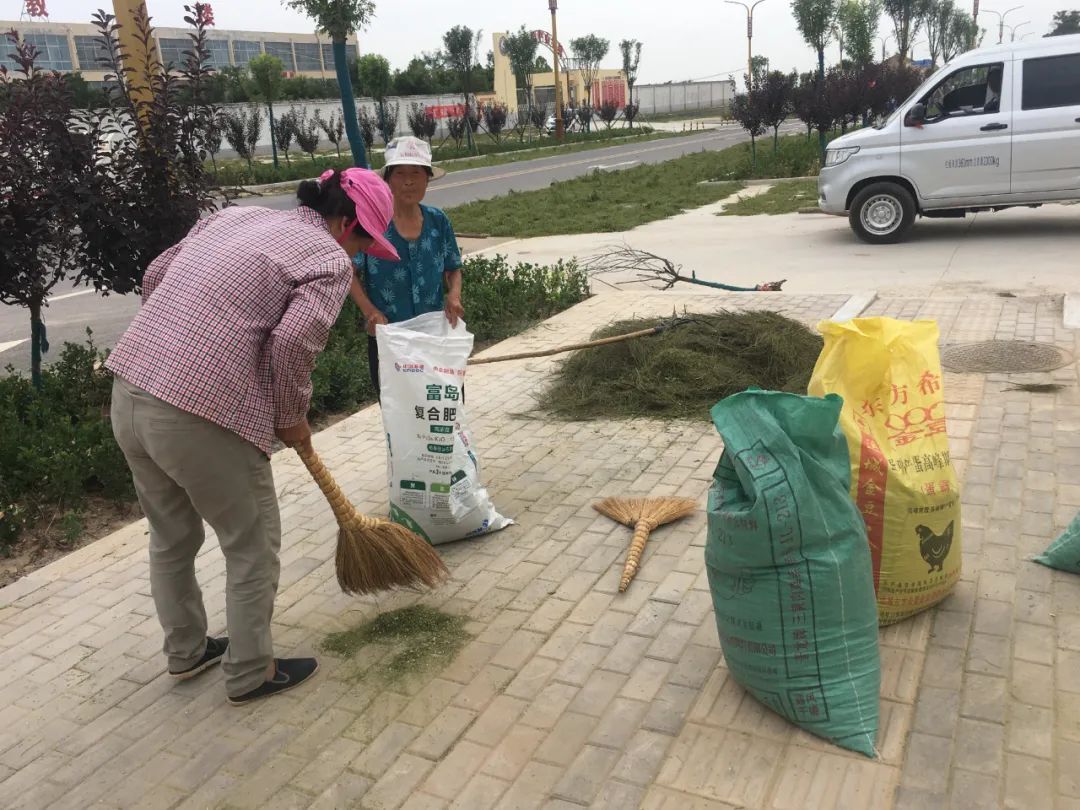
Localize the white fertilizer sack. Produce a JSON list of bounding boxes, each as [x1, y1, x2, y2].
[[377, 312, 512, 545]]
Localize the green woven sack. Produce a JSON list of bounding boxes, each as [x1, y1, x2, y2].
[[1035, 512, 1080, 574], [706, 389, 881, 757]]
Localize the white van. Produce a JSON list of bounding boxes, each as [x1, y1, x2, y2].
[[818, 34, 1080, 243]]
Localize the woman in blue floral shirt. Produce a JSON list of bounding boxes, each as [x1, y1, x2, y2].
[[350, 137, 464, 394]]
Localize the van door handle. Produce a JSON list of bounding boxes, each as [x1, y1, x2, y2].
[[980, 122, 1008, 131]]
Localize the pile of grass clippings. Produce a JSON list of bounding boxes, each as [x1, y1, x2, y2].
[[321, 605, 470, 681], [546, 311, 824, 420]]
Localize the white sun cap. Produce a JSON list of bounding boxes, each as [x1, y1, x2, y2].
[[381, 136, 446, 180]]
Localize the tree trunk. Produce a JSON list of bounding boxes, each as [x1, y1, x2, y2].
[[29, 300, 43, 390], [334, 38, 369, 168], [774, 127, 780, 155], [750, 135, 757, 172], [267, 103, 280, 169], [817, 48, 827, 163]]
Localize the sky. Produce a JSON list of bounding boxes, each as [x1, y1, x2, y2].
[[7, 0, 1068, 82]]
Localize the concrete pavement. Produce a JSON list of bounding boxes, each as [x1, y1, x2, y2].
[[482, 191, 1080, 299], [2, 287, 1078, 809]]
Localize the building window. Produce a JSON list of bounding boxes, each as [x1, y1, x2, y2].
[[18, 32, 73, 71], [205, 38, 231, 69], [263, 41, 296, 71], [1022, 53, 1080, 111], [294, 42, 322, 71], [74, 34, 112, 71], [158, 37, 192, 68], [232, 39, 262, 66], [321, 42, 356, 72]]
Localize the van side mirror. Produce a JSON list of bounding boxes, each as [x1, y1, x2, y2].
[[905, 103, 927, 127]]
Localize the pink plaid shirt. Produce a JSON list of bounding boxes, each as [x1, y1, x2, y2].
[[107, 205, 352, 455]]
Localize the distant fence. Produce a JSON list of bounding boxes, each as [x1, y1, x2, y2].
[[635, 81, 737, 116], [214, 79, 739, 157], [217, 94, 467, 156]]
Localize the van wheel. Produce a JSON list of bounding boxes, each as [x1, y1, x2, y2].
[[849, 183, 916, 244]]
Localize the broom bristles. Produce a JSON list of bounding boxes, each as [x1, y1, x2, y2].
[[295, 443, 449, 596], [335, 517, 448, 596], [593, 496, 698, 528]]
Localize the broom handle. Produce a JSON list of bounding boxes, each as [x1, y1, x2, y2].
[[620, 519, 656, 592], [291, 442, 359, 526], [467, 326, 662, 366]]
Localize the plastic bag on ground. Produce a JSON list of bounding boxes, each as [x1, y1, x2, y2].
[[808, 318, 962, 626], [377, 312, 512, 545], [707, 389, 880, 758], [1035, 512, 1080, 574]]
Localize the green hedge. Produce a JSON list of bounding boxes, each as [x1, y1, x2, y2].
[[0, 256, 589, 551]]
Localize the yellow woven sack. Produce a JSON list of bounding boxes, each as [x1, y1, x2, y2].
[[808, 318, 961, 625]]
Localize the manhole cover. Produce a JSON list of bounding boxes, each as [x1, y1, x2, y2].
[[941, 341, 1074, 374]]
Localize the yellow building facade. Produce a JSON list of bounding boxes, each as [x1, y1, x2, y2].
[[491, 31, 628, 113]]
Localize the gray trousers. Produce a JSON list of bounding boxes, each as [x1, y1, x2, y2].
[[110, 377, 280, 697]]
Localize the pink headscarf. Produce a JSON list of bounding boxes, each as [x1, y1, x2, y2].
[[319, 168, 399, 261]]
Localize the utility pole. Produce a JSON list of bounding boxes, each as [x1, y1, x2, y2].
[[725, 0, 768, 90], [549, 0, 565, 141]]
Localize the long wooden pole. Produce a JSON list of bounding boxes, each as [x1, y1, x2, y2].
[[112, 0, 159, 111]]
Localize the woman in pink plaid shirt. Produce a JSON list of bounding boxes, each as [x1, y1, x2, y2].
[[107, 169, 398, 705]]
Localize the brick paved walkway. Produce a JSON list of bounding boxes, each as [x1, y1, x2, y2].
[[0, 290, 1076, 810]]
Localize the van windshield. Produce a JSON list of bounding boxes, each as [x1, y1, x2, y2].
[[875, 65, 947, 128]]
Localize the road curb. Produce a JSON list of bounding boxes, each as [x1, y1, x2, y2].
[[832, 291, 878, 323], [1065, 293, 1080, 329]]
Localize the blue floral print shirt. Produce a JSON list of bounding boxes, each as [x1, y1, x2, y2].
[[353, 204, 463, 323]]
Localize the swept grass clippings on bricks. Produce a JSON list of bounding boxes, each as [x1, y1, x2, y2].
[[719, 179, 820, 216], [545, 311, 824, 421], [322, 605, 470, 681]]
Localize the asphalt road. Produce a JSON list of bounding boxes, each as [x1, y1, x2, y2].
[[0, 125, 798, 374]]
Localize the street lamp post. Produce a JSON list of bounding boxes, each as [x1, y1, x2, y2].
[[982, 6, 1024, 44], [1006, 20, 1031, 40], [878, 34, 894, 62], [725, 0, 767, 90], [549, 0, 565, 141]]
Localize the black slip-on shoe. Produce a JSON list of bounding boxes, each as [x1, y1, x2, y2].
[[169, 636, 228, 680], [227, 658, 319, 706]]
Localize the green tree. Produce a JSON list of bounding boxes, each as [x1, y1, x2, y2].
[[248, 52, 283, 168], [1048, 10, 1080, 35], [949, 9, 982, 55], [924, 0, 954, 67], [791, 0, 836, 158], [286, 0, 375, 168], [505, 27, 540, 111], [836, 0, 880, 68], [533, 54, 551, 72], [884, 0, 928, 66], [357, 53, 392, 101], [619, 39, 642, 108], [570, 34, 609, 130], [443, 25, 483, 153], [357, 53, 394, 142]]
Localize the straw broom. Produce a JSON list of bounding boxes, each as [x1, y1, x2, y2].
[[593, 497, 698, 592], [292, 442, 448, 596]]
